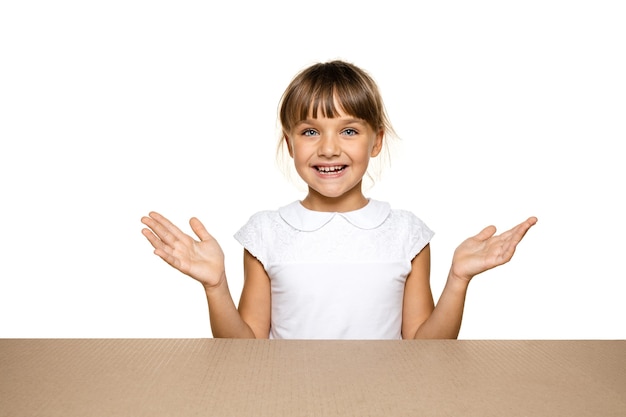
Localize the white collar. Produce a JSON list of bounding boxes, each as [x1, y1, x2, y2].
[[278, 199, 391, 232]]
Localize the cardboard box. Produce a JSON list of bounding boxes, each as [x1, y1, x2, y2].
[[1, 339, 624, 416]]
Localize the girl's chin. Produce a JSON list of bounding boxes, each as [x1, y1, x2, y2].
[[302, 186, 367, 209]]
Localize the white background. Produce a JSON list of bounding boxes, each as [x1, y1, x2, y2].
[[1, 1, 624, 339]]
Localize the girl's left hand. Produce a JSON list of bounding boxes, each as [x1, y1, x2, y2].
[[450, 217, 538, 282]]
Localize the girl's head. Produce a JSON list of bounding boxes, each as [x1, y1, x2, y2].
[[277, 60, 396, 189]]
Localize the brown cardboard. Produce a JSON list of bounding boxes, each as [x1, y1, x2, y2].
[[1, 339, 624, 416]]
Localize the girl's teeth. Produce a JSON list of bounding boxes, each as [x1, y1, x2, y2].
[[318, 166, 344, 172]]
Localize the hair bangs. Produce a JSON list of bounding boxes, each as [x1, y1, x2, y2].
[[281, 79, 343, 132]]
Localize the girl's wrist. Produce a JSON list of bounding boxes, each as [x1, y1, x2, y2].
[[202, 272, 227, 294], [447, 269, 472, 289]]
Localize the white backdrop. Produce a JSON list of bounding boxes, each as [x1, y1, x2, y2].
[[1, 1, 624, 339]]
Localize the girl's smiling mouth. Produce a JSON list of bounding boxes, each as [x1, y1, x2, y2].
[[314, 165, 347, 174]]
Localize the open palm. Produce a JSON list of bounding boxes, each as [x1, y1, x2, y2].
[[141, 212, 225, 288], [451, 217, 537, 281]]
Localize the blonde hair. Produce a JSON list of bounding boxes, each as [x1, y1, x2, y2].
[[276, 60, 396, 188]]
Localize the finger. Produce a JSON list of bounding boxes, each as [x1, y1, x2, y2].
[[141, 227, 180, 268], [141, 227, 163, 250], [508, 216, 538, 243], [189, 217, 213, 241], [143, 212, 187, 246], [496, 217, 538, 261], [475, 225, 497, 241], [142, 227, 180, 263], [140, 215, 173, 246]]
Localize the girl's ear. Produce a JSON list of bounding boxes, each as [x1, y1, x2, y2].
[[370, 129, 384, 157], [284, 134, 294, 157]]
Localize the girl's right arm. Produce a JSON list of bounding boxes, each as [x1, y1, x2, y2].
[[141, 211, 257, 338]]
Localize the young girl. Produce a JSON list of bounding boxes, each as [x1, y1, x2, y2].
[[141, 60, 537, 340]]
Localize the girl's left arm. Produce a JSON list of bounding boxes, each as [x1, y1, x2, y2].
[[401, 244, 435, 338], [404, 216, 537, 339], [401, 243, 469, 339]]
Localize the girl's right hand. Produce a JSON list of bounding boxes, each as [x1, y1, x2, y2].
[[141, 212, 226, 289]]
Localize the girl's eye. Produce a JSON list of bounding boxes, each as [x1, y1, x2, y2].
[[342, 128, 358, 136], [302, 129, 318, 137]]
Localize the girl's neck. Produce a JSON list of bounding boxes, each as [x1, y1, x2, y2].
[[300, 187, 369, 213]]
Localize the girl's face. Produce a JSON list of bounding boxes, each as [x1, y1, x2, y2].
[[285, 108, 383, 212]]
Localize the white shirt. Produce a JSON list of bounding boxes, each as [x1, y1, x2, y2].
[[234, 200, 434, 340]]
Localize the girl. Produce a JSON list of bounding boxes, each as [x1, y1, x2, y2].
[[141, 60, 537, 340]]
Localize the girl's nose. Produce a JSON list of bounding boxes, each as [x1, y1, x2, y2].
[[317, 134, 341, 157]]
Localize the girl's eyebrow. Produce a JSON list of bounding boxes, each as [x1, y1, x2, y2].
[[341, 118, 367, 125]]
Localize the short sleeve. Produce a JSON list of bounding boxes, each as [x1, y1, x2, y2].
[[233, 211, 271, 267], [405, 211, 435, 260]]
